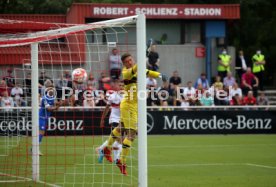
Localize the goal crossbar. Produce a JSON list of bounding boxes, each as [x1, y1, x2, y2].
[[0, 15, 138, 47]]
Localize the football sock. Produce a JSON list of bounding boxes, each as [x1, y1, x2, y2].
[[112, 141, 122, 161], [120, 138, 132, 164]]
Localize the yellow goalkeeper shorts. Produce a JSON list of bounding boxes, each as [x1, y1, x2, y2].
[[120, 99, 138, 131]]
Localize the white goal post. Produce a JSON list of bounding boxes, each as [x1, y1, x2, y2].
[[0, 14, 148, 187]]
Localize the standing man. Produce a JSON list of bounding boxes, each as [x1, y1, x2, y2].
[[102, 53, 165, 175], [147, 45, 160, 71], [236, 50, 248, 83], [217, 48, 232, 79], [169, 70, 182, 106], [252, 49, 265, 90], [3, 68, 15, 94], [109, 48, 122, 80]]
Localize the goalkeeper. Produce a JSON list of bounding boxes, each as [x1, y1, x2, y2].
[[103, 53, 166, 175]]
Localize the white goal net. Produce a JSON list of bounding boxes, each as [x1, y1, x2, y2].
[[0, 15, 147, 187]]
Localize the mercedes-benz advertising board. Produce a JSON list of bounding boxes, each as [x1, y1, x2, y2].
[[0, 110, 275, 136]]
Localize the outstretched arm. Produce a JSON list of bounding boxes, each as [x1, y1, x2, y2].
[[100, 104, 110, 128], [123, 64, 165, 80], [46, 101, 63, 112]]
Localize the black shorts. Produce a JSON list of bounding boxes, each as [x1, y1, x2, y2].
[[110, 122, 119, 129]]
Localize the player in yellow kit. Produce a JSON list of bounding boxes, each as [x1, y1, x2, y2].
[[102, 53, 166, 175]]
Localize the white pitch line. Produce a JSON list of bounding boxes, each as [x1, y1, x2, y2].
[[149, 163, 276, 170], [0, 179, 30, 183], [246, 163, 276, 170], [149, 163, 242, 167], [0, 172, 61, 187], [149, 144, 276, 149], [36, 180, 61, 187], [0, 172, 32, 182]]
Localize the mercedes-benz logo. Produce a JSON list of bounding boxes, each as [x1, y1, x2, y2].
[[147, 112, 154, 133]]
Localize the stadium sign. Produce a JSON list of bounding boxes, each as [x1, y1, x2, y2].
[[47, 117, 84, 131], [0, 116, 32, 132], [0, 110, 275, 135], [163, 115, 271, 131], [147, 111, 276, 134], [90, 4, 240, 19], [93, 7, 221, 17]]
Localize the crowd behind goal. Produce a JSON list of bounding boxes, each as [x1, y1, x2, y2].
[[0, 44, 271, 111]]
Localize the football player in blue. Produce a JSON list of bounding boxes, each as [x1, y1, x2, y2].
[[38, 80, 61, 156]]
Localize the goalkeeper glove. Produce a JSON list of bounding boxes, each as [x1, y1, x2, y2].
[[159, 73, 168, 82]]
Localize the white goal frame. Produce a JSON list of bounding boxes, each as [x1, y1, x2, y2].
[[0, 14, 148, 187]]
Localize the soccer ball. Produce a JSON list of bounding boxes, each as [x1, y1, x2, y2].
[[72, 68, 87, 84]]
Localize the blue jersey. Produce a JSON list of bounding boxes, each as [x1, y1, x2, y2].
[[39, 96, 55, 119]]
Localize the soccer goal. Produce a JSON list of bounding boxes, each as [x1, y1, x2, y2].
[[0, 14, 147, 187]]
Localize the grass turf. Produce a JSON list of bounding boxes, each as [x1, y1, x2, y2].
[[0, 135, 276, 187]]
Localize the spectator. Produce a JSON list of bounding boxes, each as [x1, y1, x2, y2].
[[241, 67, 259, 97], [194, 73, 209, 89], [147, 44, 160, 71], [157, 90, 169, 107], [39, 70, 53, 88], [146, 38, 154, 56], [243, 91, 257, 106], [180, 96, 189, 108], [147, 90, 157, 106], [157, 80, 173, 106], [169, 70, 182, 106], [217, 48, 232, 79], [223, 72, 235, 89], [146, 77, 158, 106], [200, 91, 214, 106], [24, 73, 32, 97], [230, 94, 243, 106], [183, 81, 197, 106], [56, 74, 69, 100], [87, 72, 96, 89], [72, 81, 86, 106], [3, 68, 15, 93], [252, 49, 266, 91], [83, 89, 95, 108], [98, 72, 110, 91], [146, 77, 157, 90], [109, 48, 122, 80], [95, 91, 107, 106], [195, 83, 206, 100], [63, 70, 72, 80], [229, 82, 242, 99], [213, 75, 223, 91], [257, 91, 269, 105], [236, 50, 248, 83], [11, 84, 26, 107], [1, 91, 14, 112], [0, 80, 8, 96], [213, 76, 228, 106], [63, 70, 73, 98]]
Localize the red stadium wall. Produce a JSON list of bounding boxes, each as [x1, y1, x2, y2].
[[0, 17, 85, 65], [0, 3, 240, 66]]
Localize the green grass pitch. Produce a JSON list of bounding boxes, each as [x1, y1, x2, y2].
[[0, 135, 276, 187]]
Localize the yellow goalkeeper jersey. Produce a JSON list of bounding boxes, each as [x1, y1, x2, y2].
[[122, 64, 160, 103]]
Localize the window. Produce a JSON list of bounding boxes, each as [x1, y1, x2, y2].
[[185, 23, 201, 43]]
